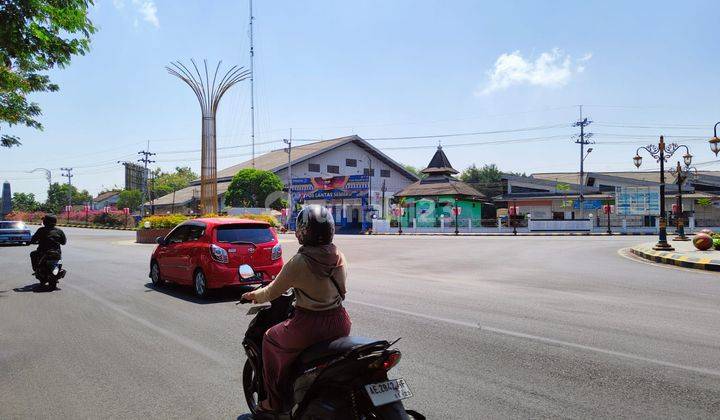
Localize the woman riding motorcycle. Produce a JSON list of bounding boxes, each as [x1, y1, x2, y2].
[[241, 205, 351, 414]]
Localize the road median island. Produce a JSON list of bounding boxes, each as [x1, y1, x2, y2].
[[630, 242, 720, 272]]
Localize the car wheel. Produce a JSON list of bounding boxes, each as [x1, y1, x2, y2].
[[150, 262, 164, 286], [194, 270, 208, 298]]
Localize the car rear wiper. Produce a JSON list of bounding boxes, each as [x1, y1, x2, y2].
[[229, 240, 256, 245]]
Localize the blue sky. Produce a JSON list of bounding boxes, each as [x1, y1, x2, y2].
[[3, 0, 720, 200]]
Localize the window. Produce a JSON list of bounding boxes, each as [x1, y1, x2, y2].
[[216, 224, 275, 244], [187, 224, 205, 241], [346, 159, 357, 167], [363, 168, 375, 176], [380, 169, 391, 178], [166, 225, 190, 244], [308, 163, 320, 172], [0, 221, 25, 229], [327, 165, 340, 174]]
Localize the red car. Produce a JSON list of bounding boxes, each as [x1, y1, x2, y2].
[[149, 218, 283, 298]]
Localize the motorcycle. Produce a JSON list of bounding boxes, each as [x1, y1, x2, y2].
[[34, 250, 66, 289], [237, 264, 424, 420]]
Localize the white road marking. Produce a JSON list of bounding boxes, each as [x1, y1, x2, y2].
[[348, 299, 720, 378], [65, 283, 228, 366]]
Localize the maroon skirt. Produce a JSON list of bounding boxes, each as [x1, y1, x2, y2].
[[262, 306, 351, 410]]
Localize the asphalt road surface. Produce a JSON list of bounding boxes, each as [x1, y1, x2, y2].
[[1, 228, 720, 419]]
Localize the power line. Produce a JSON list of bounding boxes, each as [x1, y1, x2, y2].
[[293, 123, 569, 143]]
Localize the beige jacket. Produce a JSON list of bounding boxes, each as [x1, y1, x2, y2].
[[253, 244, 347, 311]]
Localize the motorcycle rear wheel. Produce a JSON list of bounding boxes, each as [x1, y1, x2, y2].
[[242, 359, 261, 414], [367, 401, 413, 420]]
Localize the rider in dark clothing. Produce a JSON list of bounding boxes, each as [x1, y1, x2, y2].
[[30, 214, 66, 272]]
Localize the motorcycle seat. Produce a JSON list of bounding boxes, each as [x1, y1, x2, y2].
[[298, 336, 387, 365]]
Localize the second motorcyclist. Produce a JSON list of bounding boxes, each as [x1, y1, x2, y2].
[[30, 214, 67, 276]]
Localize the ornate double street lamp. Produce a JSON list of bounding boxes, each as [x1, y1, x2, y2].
[[633, 136, 693, 251], [669, 161, 697, 241]]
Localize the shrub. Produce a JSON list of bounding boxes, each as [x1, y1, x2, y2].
[[199, 212, 281, 227], [5, 211, 46, 223], [139, 214, 190, 229], [93, 212, 125, 227], [233, 213, 281, 228]]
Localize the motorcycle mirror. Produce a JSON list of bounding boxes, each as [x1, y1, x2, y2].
[[238, 264, 255, 279]]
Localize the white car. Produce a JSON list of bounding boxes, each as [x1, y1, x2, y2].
[[0, 221, 32, 245]]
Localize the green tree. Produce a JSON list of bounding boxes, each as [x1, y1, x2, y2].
[[225, 168, 285, 210], [151, 166, 198, 197], [460, 164, 504, 199], [1, 0, 96, 148], [12, 191, 39, 211], [403, 164, 426, 180], [117, 189, 142, 211], [45, 182, 91, 212]]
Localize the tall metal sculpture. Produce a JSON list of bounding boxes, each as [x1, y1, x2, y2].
[[167, 60, 250, 214]]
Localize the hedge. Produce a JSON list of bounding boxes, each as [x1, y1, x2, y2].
[[138, 213, 280, 229]]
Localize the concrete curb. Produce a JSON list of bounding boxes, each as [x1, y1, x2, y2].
[[373, 232, 656, 237], [630, 245, 720, 272]]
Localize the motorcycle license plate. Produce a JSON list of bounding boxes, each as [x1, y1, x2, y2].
[[364, 378, 413, 407]]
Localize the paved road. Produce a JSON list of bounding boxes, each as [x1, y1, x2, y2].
[[1, 228, 720, 419]]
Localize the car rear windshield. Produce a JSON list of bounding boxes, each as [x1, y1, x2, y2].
[[216, 224, 274, 244], [0, 221, 25, 229]]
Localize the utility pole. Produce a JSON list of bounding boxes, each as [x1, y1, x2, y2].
[[283, 129, 293, 229], [249, 0, 256, 167], [138, 142, 156, 216], [573, 105, 593, 216], [60, 167, 73, 221]]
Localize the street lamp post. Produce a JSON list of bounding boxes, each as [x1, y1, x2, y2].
[[709, 122, 720, 156], [454, 199, 459, 235], [511, 199, 518, 236], [604, 203, 612, 235], [670, 161, 698, 241], [633, 136, 692, 251]]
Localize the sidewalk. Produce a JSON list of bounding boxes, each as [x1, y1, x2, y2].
[[374, 231, 656, 237], [630, 241, 720, 272]]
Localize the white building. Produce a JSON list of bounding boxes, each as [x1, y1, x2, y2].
[[151, 135, 418, 230]]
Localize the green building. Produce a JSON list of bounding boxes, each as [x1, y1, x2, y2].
[[395, 146, 485, 228]]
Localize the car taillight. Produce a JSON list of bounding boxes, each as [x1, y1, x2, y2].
[[271, 243, 282, 260], [210, 244, 228, 263]]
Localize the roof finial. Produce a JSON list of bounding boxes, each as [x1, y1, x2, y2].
[[438, 139, 442, 149]]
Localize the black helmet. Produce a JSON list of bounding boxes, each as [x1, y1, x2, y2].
[[295, 205, 334, 246], [42, 214, 57, 228]]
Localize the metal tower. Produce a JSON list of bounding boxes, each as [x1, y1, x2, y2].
[[167, 60, 250, 214]]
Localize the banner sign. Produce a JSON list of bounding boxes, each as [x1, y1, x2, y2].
[[616, 187, 660, 215], [572, 199, 603, 210], [291, 175, 369, 201]]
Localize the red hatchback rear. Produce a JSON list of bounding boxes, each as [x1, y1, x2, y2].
[[149, 218, 283, 298]]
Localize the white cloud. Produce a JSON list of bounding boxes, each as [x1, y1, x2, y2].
[[133, 0, 159, 28], [113, 0, 159, 28], [478, 48, 591, 95]]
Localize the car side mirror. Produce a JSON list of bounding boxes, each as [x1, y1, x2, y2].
[[239, 264, 255, 279], [155, 236, 167, 246]]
